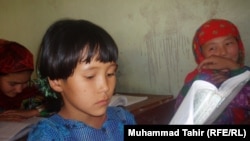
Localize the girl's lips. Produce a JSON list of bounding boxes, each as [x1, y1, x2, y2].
[[96, 99, 109, 106]]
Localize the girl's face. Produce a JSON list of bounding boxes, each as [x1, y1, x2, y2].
[[55, 57, 117, 121], [0, 71, 32, 97], [201, 35, 239, 62]]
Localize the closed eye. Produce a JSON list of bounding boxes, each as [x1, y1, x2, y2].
[[85, 75, 95, 79], [107, 72, 116, 77]]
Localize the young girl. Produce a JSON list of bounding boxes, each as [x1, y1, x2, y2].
[[175, 19, 250, 124], [28, 19, 136, 140]]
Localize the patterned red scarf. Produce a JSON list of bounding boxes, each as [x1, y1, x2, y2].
[[0, 39, 33, 74]]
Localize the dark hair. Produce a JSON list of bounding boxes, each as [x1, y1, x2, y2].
[[36, 19, 118, 108], [37, 19, 118, 80]]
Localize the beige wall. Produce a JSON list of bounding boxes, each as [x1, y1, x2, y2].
[[1, 0, 250, 97]]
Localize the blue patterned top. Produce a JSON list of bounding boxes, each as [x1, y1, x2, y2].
[[27, 107, 136, 141]]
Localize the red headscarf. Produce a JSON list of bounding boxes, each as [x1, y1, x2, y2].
[[185, 19, 245, 83], [0, 39, 34, 74]]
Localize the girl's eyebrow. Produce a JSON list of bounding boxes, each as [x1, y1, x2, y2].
[[81, 62, 117, 71], [110, 63, 118, 67]]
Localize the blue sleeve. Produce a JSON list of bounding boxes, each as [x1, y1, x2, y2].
[[122, 108, 137, 125], [27, 119, 67, 141], [110, 107, 137, 125]]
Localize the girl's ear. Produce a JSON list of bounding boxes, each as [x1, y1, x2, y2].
[[48, 78, 63, 92]]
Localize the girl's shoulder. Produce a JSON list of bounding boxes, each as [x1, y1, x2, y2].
[[107, 106, 136, 124], [30, 116, 60, 131], [27, 114, 68, 140]]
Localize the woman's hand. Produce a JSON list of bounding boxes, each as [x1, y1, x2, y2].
[[0, 109, 39, 121], [197, 56, 238, 85], [0, 114, 26, 121], [198, 55, 240, 71]]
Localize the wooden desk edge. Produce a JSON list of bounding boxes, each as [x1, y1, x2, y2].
[[116, 92, 174, 116]]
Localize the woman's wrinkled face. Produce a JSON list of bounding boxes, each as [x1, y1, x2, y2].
[[201, 35, 239, 62], [0, 71, 32, 97]]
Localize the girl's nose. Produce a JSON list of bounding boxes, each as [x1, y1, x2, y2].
[[100, 78, 109, 92]]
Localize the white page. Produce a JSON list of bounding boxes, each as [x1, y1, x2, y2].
[[109, 94, 148, 107], [193, 89, 221, 124], [169, 80, 218, 124], [0, 117, 42, 141], [109, 94, 128, 107], [205, 70, 250, 124], [170, 70, 250, 125]]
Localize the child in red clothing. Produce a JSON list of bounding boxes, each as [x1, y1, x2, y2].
[[0, 39, 46, 121]]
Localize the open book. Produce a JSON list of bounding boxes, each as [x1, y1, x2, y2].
[[109, 93, 148, 107], [169, 70, 250, 125], [0, 117, 43, 141]]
